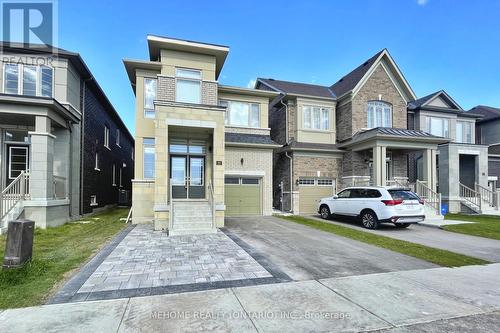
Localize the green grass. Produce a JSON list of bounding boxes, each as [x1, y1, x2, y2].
[[0, 208, 128, 309], [444, 214, 500, 240], [278, 215, 489, 267]]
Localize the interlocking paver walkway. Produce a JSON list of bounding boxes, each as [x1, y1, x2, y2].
[[78, 224, 271, 293]]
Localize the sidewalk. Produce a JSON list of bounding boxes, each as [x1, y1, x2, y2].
[[1, 263, 499, 332]]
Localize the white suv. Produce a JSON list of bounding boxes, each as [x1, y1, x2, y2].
[[317, 186, 425, 229]]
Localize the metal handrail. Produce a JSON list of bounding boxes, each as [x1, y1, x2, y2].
[[416, 179, 441, 215], [0, 171, 29, 220], [475, 183, 496, 209], [207, 181, 216, 230], [459, 183, 481, 212]]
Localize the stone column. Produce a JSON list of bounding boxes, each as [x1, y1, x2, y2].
[[29, 116, 55, 200], [422, 148, 437, 192], [372, 146, 386, 186]]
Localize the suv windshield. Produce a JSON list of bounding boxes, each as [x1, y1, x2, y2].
[[388, 189, 419, 201]]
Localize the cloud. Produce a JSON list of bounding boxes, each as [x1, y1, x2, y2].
[[247, 79, 256, 88], [417, 0, 429, 5]]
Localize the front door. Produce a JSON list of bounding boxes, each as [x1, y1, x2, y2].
[[6, 145, 29, 186], [170, 155, 205, 199]]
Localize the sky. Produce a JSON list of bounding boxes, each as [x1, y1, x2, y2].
[[54, 0, 500, 135]]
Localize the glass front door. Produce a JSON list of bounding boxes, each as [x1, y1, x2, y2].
[[170, 155, 205, 199], [6, 145, 29, 186]]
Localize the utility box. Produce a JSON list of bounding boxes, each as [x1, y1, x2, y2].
[[3, 219, 35, 269], [118, 189, 130, 206]]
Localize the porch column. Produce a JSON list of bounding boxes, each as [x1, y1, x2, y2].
[[29, 116, 55, 200], [373, 145, 386, 186], [422, 148, 437, 192]]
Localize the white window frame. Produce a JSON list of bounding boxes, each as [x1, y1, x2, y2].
[[112, 163, 116, 186], [456, 120, 473, 144], [95, 152, 100, 171], [104, 126, 110, 148], [143, 138, 155, 179], [90, 195, 98, 206], [425, 116, 450, 138], [3, 63, 20, 94], [143, 77, 157, 118], [2, 63, 53, 97], [116, 129, 121, 147], [8, 146, 29, 179], [119, 167, 123, 187], [22, 65, 38, 96], [367, 101, 392, 128], [175, 68, 201, 104], [302, 105, 331, 130], [220, 99, 261, 128]]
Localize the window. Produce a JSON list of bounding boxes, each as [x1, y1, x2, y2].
[[3, 63, 52, 97], [317, 179, 333, 186], [337, 189, 351, 198], [425, 116, 449, 137], [131, 148, 134, 161], [90, 195, 98, 206], [143, 138, 155, 179], [220, 100, 260, 127], [456, 121, 473, 144], [104, 126, 110, 148], [95, 152, 100, 170], [116, 129, 121, 146], [242, 178, 259, 185], [23, 65, 37, 96], [144, 78, 157, 118], [367, 101, 392, 128], [8, 147, 28, 179], [302, 106, 330, 130], [119, 167, 123, 187], [298, 179, 315, 185], [5, 130, 29, 143], [4, 64, 19, 94], [176, 68, 201, 104], [225, 177, 239, 185], [112, 164, 116, 186]]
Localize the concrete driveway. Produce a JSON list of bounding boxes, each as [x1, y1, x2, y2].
[[307, 215, 500, 262], [224, 216, 437, 281]]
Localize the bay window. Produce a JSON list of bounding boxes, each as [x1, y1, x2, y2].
[[303, 105, 330, 130], [144, 78, 157, 118], [456, 121, 473, 143], [367, 101, 392, 128], [425, 116, 449, 138], [3, 63, 53, 97], [176, 68, 201, 104], [220, 100, 260, 127]]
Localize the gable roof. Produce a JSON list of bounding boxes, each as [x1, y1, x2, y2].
[[408, 90, 463, 110], [256, 78, 336, 99], [329, 49, 416, 102], [469, 105, 500, 123]]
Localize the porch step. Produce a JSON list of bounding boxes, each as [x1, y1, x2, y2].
[[171, 200, 214, 235], [423, 205, 443, 220]]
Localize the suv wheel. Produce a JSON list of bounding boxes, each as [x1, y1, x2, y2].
[[320, 205, 331, 219], [361, 210, 379, 229]]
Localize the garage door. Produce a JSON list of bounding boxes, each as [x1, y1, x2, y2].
[[298, 178, 336, 214], [225, 177, 261, 216]]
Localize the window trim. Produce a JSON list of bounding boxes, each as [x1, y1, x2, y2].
[[3, 63, 20, 94], [302, 105, 331, 131], [143, 77, 157, 118], [366, 101, 393, 129], [116, 129, 121, 147], [317, 179, 334, 186], [298, 178, 316, 186], [456, 120, 473, 144], [119, 167, 123, 187], [94, 152, 100, 171], [2, 63, 53, 97], [104, 126, 110, 149], [220, 99, 261, 128], [112, 163, 116, 186], [175, 67, 202, 104], [8, 146, 29, 179]]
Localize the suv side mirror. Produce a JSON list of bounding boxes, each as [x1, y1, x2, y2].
[[332, 195, 338, 199]]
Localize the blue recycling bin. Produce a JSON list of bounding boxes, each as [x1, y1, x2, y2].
[[441, 204, 448, 215]]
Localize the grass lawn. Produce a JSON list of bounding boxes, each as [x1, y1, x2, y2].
[[279, 215, 489, 268], [0, 207, 128, 309], [444, 214, 500, 240]]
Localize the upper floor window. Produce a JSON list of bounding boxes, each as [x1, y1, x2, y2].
[[176, 68, 201, 104], [3, 63, 53, 97], [95, 152, 100, 171], [220, 100, 260, 127], [425, 116, 449, 138], [303, 105, 330, 130], [112, 163, 116, 186], [104, 126, 110, 148], [144, 78, 157, 118], [456, 121, 473, 143], [143, 138, 155, 179], [116, 129, 121, 147], [367, 101, 392, 128]]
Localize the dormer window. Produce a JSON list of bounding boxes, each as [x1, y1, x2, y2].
[[367, 101, 392, 128], [176, 68, 201, 104]]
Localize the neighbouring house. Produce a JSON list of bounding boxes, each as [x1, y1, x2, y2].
[[256, 49, 493, 215], [0, 42, 134, 233], [123, 35, 279, 235], [469, 105, 500, 190]]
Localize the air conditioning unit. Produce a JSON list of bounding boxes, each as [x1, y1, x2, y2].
[[118, 189, 130, 206]]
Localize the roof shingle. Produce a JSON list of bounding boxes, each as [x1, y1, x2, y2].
[[469, 105, 500, 123], [225, 133, 278, 146], [257, 79, 335, 99]]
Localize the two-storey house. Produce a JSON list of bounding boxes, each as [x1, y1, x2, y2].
[[0, 43, 133, 232], [124, 35, 278, 235]]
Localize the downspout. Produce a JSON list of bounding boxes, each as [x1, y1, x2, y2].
[[280, 97, 293, 213]]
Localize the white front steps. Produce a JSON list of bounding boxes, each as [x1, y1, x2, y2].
[[423, 204, 443, 220], [170, 200, 216, 236], [0, 201, 24, 234]]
